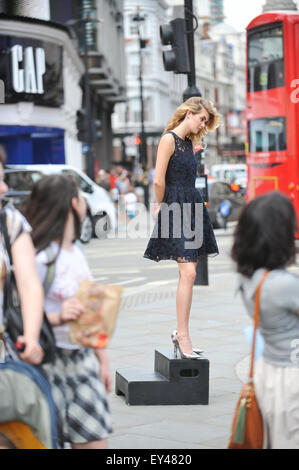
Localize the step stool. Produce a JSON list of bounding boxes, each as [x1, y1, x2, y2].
[[115, 349, 209, 406]]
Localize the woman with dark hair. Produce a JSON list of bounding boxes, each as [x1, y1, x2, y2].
[[231, 191, 299, 449], [25, 174, 112, 449], [0, 147, 44, 365]]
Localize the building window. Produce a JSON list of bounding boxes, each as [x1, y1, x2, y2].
[[131, 98, 141, 123], [144, 96, 153, 122], [143, 52, 152, 75], [129, 14, 147, 37], [129, 15, 138, 35], [133, 110, 141, 123], [130, 97, 152, 123], [128, 52, 139, 76]]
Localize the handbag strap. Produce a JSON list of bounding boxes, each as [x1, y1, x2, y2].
[[0, 211, 15, 310], [43, 245, 56, 296], [0, 210, 55, 295], [249, 269, 270, 380], [0, 210, 13, 268]]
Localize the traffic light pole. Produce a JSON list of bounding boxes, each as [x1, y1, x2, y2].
[[133, 9, 147, 171], [83, 28, 95, 181], [67, 17, 97, 180], [183, 0, 201, 101], [183, 0, 209, 286], [138, 34, 147, 170]]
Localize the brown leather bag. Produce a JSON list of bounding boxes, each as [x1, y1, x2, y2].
[[228, 270, 270, 449]]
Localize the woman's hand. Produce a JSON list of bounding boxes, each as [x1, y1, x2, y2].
[[60, 298, 85, 323], [94, 348, 112, 393], [17, 335, 44, 365], [153, 200, 161, 220], [99, 361, 112, 394]]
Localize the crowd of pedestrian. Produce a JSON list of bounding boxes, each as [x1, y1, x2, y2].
[[96, 165, 155, 219]]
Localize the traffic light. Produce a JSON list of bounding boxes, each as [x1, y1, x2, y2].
[[160, 18, 190, 74], [76, 109, 88, 142], [91, 119, 102, 141]]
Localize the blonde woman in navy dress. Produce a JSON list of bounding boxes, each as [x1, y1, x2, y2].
[[144, 97, 221, 359]]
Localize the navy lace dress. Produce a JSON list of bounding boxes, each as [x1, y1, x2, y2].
[[143, 131, 219, 263]]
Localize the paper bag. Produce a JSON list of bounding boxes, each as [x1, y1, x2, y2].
[[69, 280, 123, 348]]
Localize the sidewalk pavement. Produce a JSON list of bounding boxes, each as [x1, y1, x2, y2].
[[106, 269, 252, 449]]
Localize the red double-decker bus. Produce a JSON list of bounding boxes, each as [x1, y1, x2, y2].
[[246, 11, 299, 221]]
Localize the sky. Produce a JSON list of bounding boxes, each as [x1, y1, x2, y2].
[[224, 0, 299, 32]]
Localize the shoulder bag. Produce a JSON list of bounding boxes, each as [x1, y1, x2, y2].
[[228, 269, 270, 449]]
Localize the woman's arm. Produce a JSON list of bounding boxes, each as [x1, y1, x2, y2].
[[153, 134, 175, 204], [12, 232, 44, 365], [94, 348, 112, 393]]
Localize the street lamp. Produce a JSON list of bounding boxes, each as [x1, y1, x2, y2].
[[67, 17, 99, 181], [132, 7, 147, 171]]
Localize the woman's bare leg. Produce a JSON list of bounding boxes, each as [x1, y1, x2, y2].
[[176, 260, 197, 353]]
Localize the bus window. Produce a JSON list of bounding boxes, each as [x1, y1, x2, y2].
[[268, 133, 276, 151], [248, 117, 286, 152], [248, 23, 284, 92], [255, 131, 263, 152]]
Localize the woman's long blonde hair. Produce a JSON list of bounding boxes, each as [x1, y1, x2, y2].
[[164, 97, 221, 147]]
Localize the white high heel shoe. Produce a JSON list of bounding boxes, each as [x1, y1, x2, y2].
[[171, 330, 202, 359], [171, 330, 204, 355]]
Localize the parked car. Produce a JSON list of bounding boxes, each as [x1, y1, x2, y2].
[[196, 178, 245, 229], [4, 164, 117, 243]]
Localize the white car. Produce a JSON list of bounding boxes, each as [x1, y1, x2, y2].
[[210, 164, 247, 190], [5, 164, 117, 243]]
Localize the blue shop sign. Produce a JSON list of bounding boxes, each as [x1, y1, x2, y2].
[[0, 125, 65, 165]]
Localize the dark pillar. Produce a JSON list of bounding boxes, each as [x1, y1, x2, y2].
[[184, 0, 208, 285]]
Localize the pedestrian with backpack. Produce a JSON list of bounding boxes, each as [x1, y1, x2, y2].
[[25, 174, 112, 449], [0, 147, 44, 365]]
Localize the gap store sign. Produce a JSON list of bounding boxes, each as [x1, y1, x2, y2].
[[0, 35, 64, 107]]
